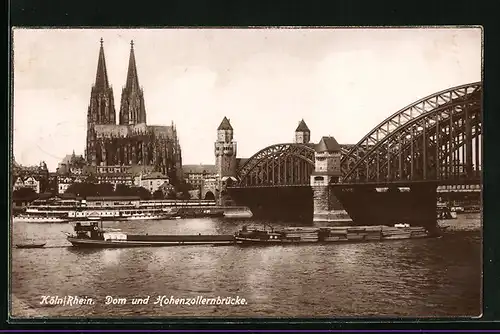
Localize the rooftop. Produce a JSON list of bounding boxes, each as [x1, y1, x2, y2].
[[142, 172, 169, 180], [217, 117, 233, 131], [183, 164, 217, 174], [316, 136, 341, 153], [85, 196, 141, 201], [295, 119, 310, 132]]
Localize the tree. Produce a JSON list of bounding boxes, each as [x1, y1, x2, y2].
[[166, 190, 177, 200], [65, 182, 97, 198], [12, 187, 37, 200], [115, 184, 133, 196], [95, 183, 114, 196], [152, 189, 164, 199], [129, 186, 152, 200], [176, 180, 193, 194], [179, 191, 191, 200], [85, 174, 98, 184]]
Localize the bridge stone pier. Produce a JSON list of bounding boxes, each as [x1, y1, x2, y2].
[[310, 136, 351, 224]]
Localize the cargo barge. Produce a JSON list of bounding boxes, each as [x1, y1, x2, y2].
[[234, 224, 440, 245], [65, 222, 236, 248], [66, 222, 441, 248]]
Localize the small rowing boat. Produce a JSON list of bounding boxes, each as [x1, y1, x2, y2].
[[15, 242, 46, 249]]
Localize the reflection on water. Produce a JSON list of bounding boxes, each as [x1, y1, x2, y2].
[[11, 216, 481, 318]]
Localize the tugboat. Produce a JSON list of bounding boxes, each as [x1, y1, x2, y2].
[[234, 224, 302, 244], [65, 221, 237, 248]]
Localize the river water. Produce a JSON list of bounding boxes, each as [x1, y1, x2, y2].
[[11, 214, 481, 318]]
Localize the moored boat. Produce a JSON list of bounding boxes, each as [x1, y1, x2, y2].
[[223, 209, 253, 219], [13, 215, 69, 223], [234, 224, 438, 245], [123, 213, 171, 221], [66, 222, 237, 248], [15, 242, 46, 249]]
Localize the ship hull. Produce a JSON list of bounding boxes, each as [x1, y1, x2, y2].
[[235, 234, 436, 246], [67, 236, 237, 248], [13, 217, 69, 223]]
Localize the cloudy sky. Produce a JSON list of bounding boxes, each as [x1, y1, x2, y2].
[[12, 28, 481, 171]]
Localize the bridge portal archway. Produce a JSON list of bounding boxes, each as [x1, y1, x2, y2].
[[204, 191, 215, 201]]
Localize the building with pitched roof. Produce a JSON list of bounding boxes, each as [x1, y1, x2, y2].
[[12, 161, 49, 193], [183, 164, 217, 189], [13, 176, 41, 193], [85, 39, 182, 183], [138, 171, 171, 194]]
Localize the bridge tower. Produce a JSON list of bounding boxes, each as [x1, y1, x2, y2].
[[310, 136, 348, 222], [294, 119, 311, 144], [214, 117, 237, 205]]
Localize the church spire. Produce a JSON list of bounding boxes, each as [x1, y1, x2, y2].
[[95, 38, 110, 90], [125, 40, 140, 91], [119, 40, 147, 125], [86, 38, 117, 164]]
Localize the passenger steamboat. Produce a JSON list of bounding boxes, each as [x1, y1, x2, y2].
[[14, 197, 218, 222]]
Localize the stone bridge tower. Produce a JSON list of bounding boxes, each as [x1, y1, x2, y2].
[[310, 136, 348, 222], [294, 119, 311, 144], [214, 117, 237, 205]]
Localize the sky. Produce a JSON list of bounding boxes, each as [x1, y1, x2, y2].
[[12, 28, 481, 172]]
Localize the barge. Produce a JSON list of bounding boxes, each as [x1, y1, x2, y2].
[[66, 221, 441, 248], [65, 222, 236, 248], [234, 224, 439, 245]]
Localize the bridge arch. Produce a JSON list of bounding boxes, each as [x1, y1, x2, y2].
[[236, 143, 315, 187], [341, 82, 482, 183]]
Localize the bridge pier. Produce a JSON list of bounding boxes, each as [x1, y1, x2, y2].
[[228, 186, 313, 222], [310, 136, 352, 224], [332, 183, 438, 229], [311, 181, 352, 224]]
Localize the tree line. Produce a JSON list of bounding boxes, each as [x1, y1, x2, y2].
[[12, 181, 194, 201]]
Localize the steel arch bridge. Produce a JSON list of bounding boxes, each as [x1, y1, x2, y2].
[[236, 143, 316, 187], [341, 81, 482, 184], [235, 82, 482, 188]]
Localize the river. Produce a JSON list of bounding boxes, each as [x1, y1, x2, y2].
[[11, 214, 481, 318]]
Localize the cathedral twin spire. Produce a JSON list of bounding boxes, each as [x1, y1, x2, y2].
[[91, 38, 146, 126], [94, 38, 109, 90]]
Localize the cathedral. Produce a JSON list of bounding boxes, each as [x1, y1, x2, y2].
[[85, 39, 183, 183]]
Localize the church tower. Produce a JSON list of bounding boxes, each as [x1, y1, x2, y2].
[[294, 119, 311, 144], [86, 38, 116, 164], [119, 40, 147, 125], [214, 117, 237, 178]]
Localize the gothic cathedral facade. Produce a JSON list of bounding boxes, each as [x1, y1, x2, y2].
[[85, 39, 183, 183]]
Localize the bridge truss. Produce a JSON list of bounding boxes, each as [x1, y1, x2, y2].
[[236, 143, 315, 187], [235, 82, 482, 187], [341, 82, 482, 184]]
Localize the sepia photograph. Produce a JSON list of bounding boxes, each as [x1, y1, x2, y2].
[[10, 27, 482, 318]]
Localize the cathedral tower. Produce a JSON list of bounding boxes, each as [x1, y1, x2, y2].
[[294, 119, 311, 144], [214, 117, 237, 177], [119, 40, 147, 125], [86, 38, 116, 164]]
